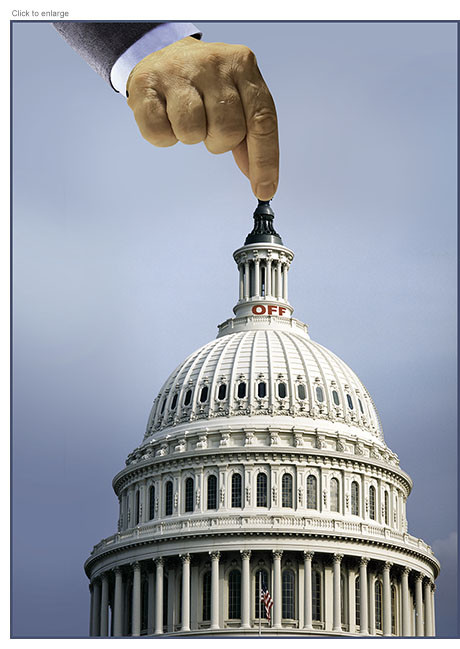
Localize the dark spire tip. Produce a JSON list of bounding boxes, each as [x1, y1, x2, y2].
[[244, 199, 283, 245]]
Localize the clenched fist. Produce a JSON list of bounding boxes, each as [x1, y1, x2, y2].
[[126, 37, 279, 201]]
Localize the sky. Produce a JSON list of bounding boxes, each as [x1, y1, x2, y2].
[[11, 21, 457, 638]]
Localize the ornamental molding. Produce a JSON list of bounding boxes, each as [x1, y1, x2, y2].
[[85, 525, 439, 582], [113, 446, 411, 499]]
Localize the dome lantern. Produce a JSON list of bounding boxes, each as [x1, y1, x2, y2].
[[221, 201, 296, 330]]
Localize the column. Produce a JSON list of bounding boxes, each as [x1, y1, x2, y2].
[[382, 562, 392, 636], [132, 562, 142, 636], [273, 550, 283, 629], [368, 572, 376, 635], [241, 550, 252, 628], [91, 578, 101, 637], [401, 567, 411, 636], [424, 579, 433, 637], [303, 551, 314, 630], [89, 583, 95, 637], [181, 554, 191, 632], [239, 264, 244, 300], [332, 554, 343, 632], [415, 573, 424, 637], [359, 558, 369, 635], [113, 567, 124, 637], [210, 551, 221, 630], [283, 264, 288, 301], [266, 259, 272, 297], [154, 558, 164, 635], [277, 261, 282, 299], [100, 573, 109, 636], [431, 582, 436, 636], [254, 258, 260, 297], [244, 261, 250, 298]]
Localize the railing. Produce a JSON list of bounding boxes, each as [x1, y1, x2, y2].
[[90, 513, 435, 559]]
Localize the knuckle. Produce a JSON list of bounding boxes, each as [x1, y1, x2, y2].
[[234, 44, 256, 67], [202, 52, 224, 69], [248, 109, 278, 138]]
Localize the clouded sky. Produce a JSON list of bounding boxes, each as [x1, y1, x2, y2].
[[12, 21, 457, 637]]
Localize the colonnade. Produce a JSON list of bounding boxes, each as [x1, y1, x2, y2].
[[89, 549, 436, 637], [238, 258, 289, 301]]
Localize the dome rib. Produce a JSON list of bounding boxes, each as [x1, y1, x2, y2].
[[273, 330, 296, 412], [228, 332, 250, 413], [284, 332, 315, 408]]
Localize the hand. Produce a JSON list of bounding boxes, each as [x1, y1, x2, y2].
[[126, 37, 279, 201]]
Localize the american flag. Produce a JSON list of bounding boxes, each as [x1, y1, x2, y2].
[[260, 583, 274, 621]]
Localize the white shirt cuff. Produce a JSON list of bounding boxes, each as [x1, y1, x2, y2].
[[110, 22, 202, 96]]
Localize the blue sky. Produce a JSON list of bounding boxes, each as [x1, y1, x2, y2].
[[11, 21, 457, 637]]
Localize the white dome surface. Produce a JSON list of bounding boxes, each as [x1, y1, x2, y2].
[[144, 326, 384, 445]]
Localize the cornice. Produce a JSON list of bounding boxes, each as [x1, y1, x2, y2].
[[84, 525, 440, 580]]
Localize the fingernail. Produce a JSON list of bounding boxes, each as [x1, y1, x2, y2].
[[256, 182, 277, 200]]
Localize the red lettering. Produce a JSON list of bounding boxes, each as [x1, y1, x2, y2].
[[267, 305, 277, 315], [252, 305, 266, 315], [278, 306, 286, 316]]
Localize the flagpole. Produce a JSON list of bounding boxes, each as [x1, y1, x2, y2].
[[259, 570, 262, 636]]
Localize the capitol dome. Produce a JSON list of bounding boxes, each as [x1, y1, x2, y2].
[[144, 328, 384, 446], [85, 201, 439, 638]]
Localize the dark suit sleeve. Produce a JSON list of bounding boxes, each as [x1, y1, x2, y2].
[[53, 22, 165, 85]]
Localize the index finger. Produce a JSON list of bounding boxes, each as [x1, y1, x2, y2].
[[234, 56, 279, 200]]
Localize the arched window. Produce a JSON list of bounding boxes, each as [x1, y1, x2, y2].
[[355, 576, 360, 627], [330, 477, 339, 512], [297, 384, 306, 400], [316, 386, 324, 402], [231, 473, 242, 508], [256, 473, 268, 507], [135, 490, 140, 525], [185, 477, 194, 513], [218, 384, 227, 400], [358, 398, 364, 414], [347, 394, 354, 409], [255, 569, 269, 618], [237, 382, 247, 399], [171, 393, 178, 410], [207, 475, 217, 510], [184, 389, 192, 406], [200, 386, 209, 403], [312, 569, 321, 621], [332, 389, 340, 406], [375, 580, 382, 631], [165, 480, 173, 516], [278, 382, 287, 398], [306, 475, 317, 509], [384, 491, 389, 525], [369, 485, 376, 520], [228, 570, 241, 619], [149, 485, 155, 520], [351, 481, 359, 516], [391, 583, 397, 635], [202, 572, 211, 621], [258, 382, 267, 398], [282, 569, 295, 619], [282, 474, 293, 508], [160, 397, 167, 414]]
